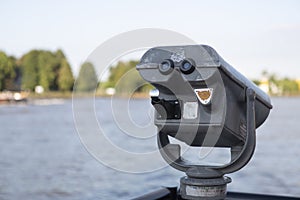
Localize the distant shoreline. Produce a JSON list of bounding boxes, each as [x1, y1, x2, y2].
[[1, 93, 299, 107], [27, 91, 300, 100], [28, 91, 151, 99]]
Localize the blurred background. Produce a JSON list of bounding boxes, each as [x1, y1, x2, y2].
[[1, 0, 300, 199]]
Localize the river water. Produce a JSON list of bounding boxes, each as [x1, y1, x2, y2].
[[0, 97, 299, 200]]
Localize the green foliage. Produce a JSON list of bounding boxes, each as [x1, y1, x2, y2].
[[3, 48, 300, 97], [101, 60, 152, 95], [260, 70, 300, 96], [37, 51, 57, 90], [76, 62, 98, 92], [21, 50, 39, 90], [0, 51, 17, 91], [252, 79, 260, 86], [20, 49, 74, 91], [277, 78, 299, 95], [108, 61, 138, 84], [55, 49, 65, 61], [58, 59, 74, 91]]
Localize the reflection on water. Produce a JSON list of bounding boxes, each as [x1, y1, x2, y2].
[[0, 97, 299, 199]]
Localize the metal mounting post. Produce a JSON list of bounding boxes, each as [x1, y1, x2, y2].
[[157, 88, 257, 200]]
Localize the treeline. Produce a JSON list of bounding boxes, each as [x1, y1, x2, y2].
[[98, 60, 152, 95], [0, 49, 102, 94], [0, 52, 17, 91], [2, 49, 299, 97], [76, 62, 98, 92], [253, 71, 300, 96], [100, 63, 300, 97], [0, 49, 74, 92], [99, 61, 300, 96]]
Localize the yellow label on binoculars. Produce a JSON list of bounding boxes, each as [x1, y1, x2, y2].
[[195, 88, 213, 105]]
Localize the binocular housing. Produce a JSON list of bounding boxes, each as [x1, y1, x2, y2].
[[137, 45, 272, 148]]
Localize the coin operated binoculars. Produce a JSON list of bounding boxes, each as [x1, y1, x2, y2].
[[137, 45, 272, 200]]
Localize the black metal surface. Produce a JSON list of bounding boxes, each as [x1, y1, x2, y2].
[[132, 187, 177, 200], [156, 88, 257, 178], [137, 45, 272, 148], [132, 187, 300, 200]]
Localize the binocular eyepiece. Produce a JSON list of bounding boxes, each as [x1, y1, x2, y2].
[[159, 59, 195, 75]]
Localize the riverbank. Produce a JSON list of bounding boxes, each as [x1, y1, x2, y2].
[[28, 91, 151, 99], [27, 91, 300, 100], [29, 91, 73, 99]]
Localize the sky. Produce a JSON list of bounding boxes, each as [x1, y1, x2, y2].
[[1, 0, 300, 79]]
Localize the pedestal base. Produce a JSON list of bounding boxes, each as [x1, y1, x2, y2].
[[180, 176, 231, 200]]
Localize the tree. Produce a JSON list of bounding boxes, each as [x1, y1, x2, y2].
[[38, 51, 57, 91], [5, 56, 19, 90], [76, 62, 98, 92], [58, 59, 74, 91], [20, 49, 73, 92], [278, 78, 299, 95], [0, 51, 16, 91], [101, 60, 152, 94], [20, 50, 39, 91], [55, 49, 65, 61]]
